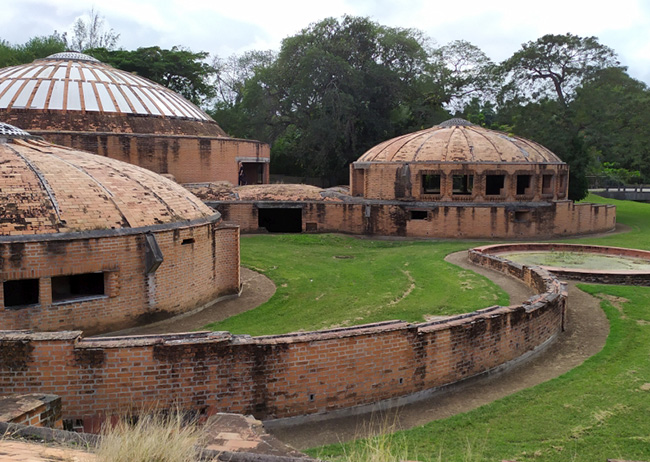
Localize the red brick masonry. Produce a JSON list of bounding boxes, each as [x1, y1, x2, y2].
[[0, 250, 566, 426]]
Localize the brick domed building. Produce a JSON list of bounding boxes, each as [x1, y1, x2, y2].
[[208, 119, 614, 238], [0, 52, 269, 185], [0, 123, 240, 334]]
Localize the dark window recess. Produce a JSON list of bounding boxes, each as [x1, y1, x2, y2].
[[422, 174, 441, 194], [258, 208, 302, 233], [516, 175, 532, 195], [4, 279, 39, 308], [305, 222, 318, 232], [409, 210, 428, 220], [52, 273, 105, 303], [181, 238, 195, 245], [452, 174, 474, 195], [542, 175, 553, 194], [485, 175, 505, 196], [514, 210, 532, 222]]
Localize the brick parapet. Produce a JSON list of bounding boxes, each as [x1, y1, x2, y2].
[[214, 200, 615, 238], [0, 252, 566, 425]]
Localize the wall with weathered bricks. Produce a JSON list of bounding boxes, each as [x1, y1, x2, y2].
[[0, 253, 566, 426], [351, 162, 569, 202], [213, 199, 615, 239], [0, 221, 240, 335], [32, 132, 270, 186], [0, 394, 62, 428]]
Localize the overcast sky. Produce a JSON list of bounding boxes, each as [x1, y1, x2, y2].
[[4, 0, 650, 84]]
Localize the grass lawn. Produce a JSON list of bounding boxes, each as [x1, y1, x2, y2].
[[204, 236, 508, 336], [310, 195, 650, 461]]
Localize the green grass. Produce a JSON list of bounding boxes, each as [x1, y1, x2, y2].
[[311, 284, 650, 461], [310, 196, 650, 461], [204, 235, 508, 336]]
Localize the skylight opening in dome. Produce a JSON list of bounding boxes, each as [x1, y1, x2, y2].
[[12, 80, 36, 108], [67, 83, 82, 111], [31, 81, 50, 108]]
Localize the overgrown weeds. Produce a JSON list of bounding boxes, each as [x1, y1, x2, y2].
[[94, 409, 216, 462]]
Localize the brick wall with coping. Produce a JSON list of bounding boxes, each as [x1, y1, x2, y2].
[[0, 221, 240, 334], [0, 252, 566, 426], [36, 132, 270, 186], [214, 200, 615, 238]]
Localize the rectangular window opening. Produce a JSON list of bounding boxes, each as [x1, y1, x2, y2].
[[4, 278, 39, 308], [485, 175, 505, 196], [52, 273, 105, 303], [452, 174, 474, 195], [516, 175, 532, 195], [542, 174, 553, 195], [422, 174, 441, 194], [514, 210, 532, 222], [181, 238, 195, 245], [409, 210, 428, 220]]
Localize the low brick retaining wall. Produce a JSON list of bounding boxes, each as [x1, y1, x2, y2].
[[0, 253, 567, 428], [474, 243, 650, 286]]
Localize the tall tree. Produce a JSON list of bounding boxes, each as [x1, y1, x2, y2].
[[572, 67, 650, 180], [239, 16, 444, 182], [69, 8, 120, 52], [432, 40, 498, 114], [500, 33, 619, 107], [88, 46, 216, 107]]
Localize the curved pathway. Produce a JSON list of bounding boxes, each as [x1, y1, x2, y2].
[[100, 252, 609, 451], [267, 252, 609, 449]]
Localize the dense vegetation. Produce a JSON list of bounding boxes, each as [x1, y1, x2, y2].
[[3, 14, 650, 196]]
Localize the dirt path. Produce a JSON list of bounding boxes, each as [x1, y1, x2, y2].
[[267, 252, 609, 450], [100, 251, 609, 452]]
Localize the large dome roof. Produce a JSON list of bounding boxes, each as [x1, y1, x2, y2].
[[0, 122, 215, 236], [357, 118, 563, 164], [0, 52, 212, 122]]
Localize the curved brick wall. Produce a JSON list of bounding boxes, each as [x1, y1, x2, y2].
[[0, 249, 566, 426], [0, 219, 240, 334], [476, 243, 650, 286]]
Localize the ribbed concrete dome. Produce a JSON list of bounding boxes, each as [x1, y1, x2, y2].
[[0, 123, 215, 235], [0, 52, 212, 120], [357, 118, 563, 164]]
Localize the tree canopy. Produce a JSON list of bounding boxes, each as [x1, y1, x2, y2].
[[88, 46, 216, 106], [2, 15, 648, 198]]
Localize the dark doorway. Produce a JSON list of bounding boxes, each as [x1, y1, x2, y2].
[[258, 208, 303, 233]]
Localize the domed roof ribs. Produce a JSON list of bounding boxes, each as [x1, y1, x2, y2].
[[43, 149, 132, 228], [469, 126, 506, 163], [7, 143, 63, 222], [459, 127, 476, 162], [411, 130, 437, 162]]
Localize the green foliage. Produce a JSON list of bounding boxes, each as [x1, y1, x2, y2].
[[312, 198, 650, 461], [88, 46, 216, 106], [203, 235, 507, 336], [573, 67, 650, 181], [0, 33, 66, 67], [500, 33, 620, 107]]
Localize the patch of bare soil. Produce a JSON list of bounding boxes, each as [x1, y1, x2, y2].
[[267, 251, 609, 450]]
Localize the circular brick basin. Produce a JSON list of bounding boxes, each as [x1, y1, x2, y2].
[[473, 243, 650, 285]]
